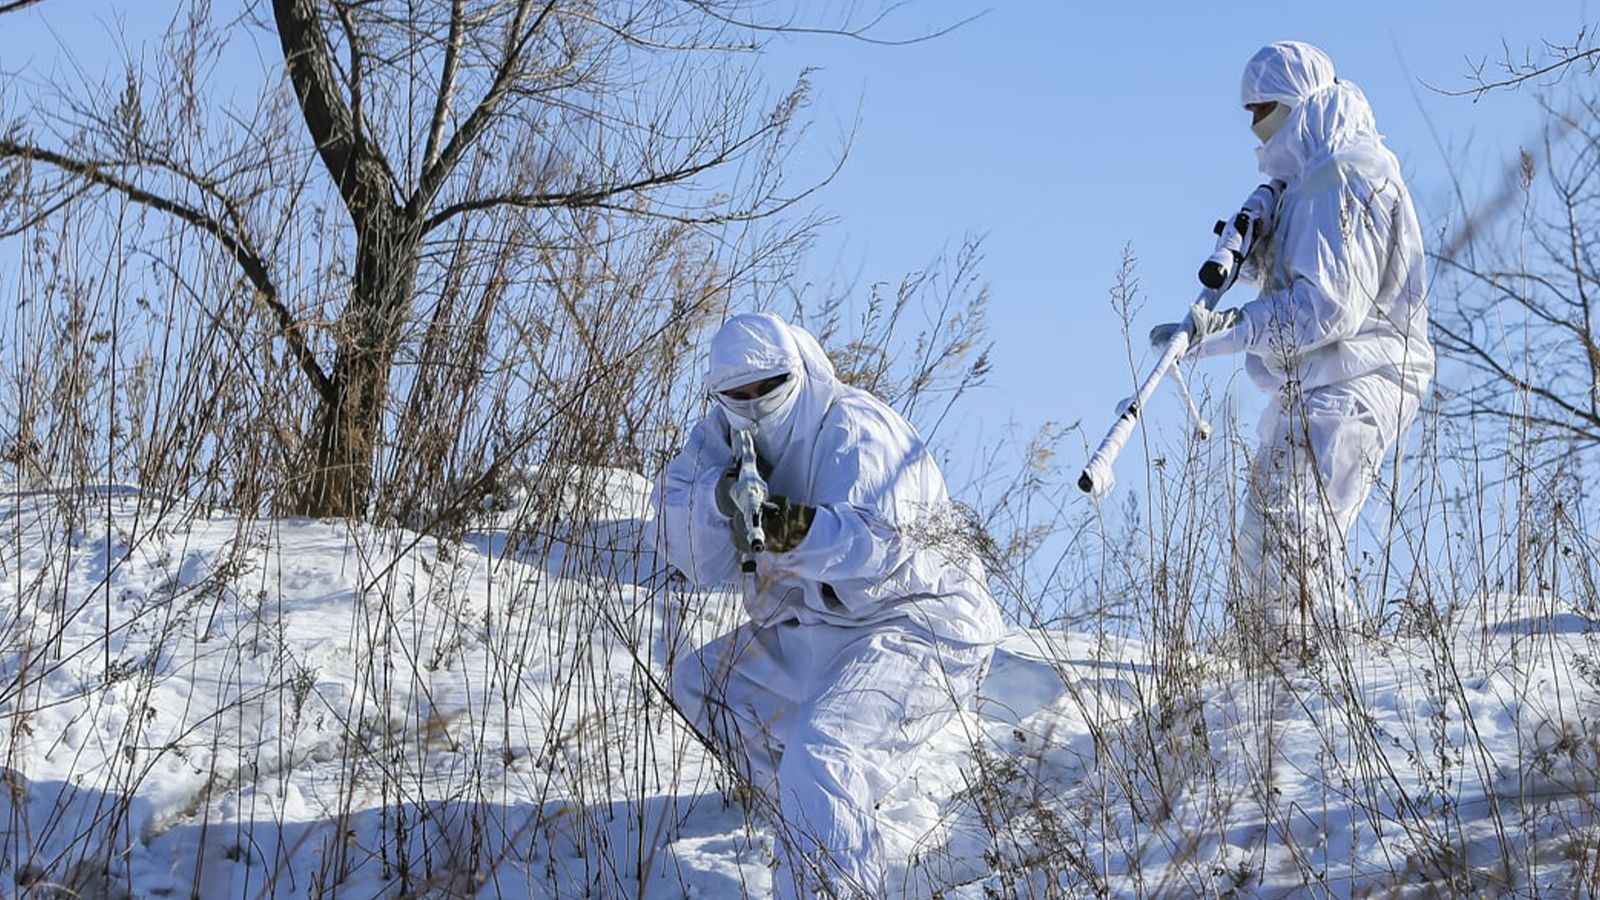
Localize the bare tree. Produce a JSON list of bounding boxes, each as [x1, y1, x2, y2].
[[1431, 87, 1600, 454], [0, 0, 870, 516]]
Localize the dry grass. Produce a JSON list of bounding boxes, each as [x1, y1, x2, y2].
[[2, 9, 1599, 898]]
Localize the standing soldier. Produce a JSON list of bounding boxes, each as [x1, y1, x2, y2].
[[1150, 41, 1434, 650]]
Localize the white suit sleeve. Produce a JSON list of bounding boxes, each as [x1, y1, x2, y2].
[[657, 417, 740, 586], [779, 403, 926, 590], [1227, 174, 1392, 357]]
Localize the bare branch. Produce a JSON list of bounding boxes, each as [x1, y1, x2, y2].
[[0, 0, 49, 14], [358, 263, 732, 591], [678, 0, 990, 48], [421, 0, 467, 172], [0, 182, 94, 239], [272, 0, 398, 222], [1431, 255, 1584, 336], [1432, 26, 1600, 99], [0, 137, 336, 402], [411, 0, 557, 215], [1432, 317, 1600, 433], [1439, 402, 1600, 448], [333, 2, 366, 157], [423, 144, 748, 233]]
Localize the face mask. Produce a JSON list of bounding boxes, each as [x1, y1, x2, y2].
[[715, 372, 799, 425], [1251, 102, 1292, 144]]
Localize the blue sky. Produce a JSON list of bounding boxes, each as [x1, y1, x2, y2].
[[754, 1, 1597, 486], [1, 0, 1594, 496]]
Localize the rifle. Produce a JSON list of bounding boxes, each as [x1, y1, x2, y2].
[[1078, 180, 1283, 496], [729, 426, 768, 572]]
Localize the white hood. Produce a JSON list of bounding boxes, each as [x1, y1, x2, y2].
[[1240, 40, 1336, 108], [704, 312, 838, 461], [1242, 41, 1390, 185]]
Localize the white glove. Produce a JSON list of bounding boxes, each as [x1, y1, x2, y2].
[[1149, 304, 1245, 353]]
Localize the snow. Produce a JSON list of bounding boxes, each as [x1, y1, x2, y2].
[[2, 481, 1598, 898]]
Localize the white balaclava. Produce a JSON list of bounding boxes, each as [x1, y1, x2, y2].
[[704, 313, 836, 460]]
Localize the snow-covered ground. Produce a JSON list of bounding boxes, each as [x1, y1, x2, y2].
[[2, 480, 1598, 898]]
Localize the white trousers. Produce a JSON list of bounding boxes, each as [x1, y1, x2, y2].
[[1236, 371, 1420, 635], [671, 616, 989, 898]]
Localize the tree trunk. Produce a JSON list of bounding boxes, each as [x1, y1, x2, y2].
[[291, 218, 421, 517]]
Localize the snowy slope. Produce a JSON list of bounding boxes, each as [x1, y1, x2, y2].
[[2, 482, 1597, 898]]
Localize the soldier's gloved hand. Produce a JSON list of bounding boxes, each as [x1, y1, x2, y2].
[[714, 466, 757, 554], [1189, 304, 1244, 344], [1148, 318, 1182, 348], [762, 495, 816, 553], [1149, 304, 1244, 349]]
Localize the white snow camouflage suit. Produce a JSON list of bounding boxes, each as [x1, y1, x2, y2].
[[1198, 41, 1434, 633], [658, 312, 1003, 898]]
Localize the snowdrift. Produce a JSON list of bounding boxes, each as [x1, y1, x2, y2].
[[2, 482, 1598, 898]]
